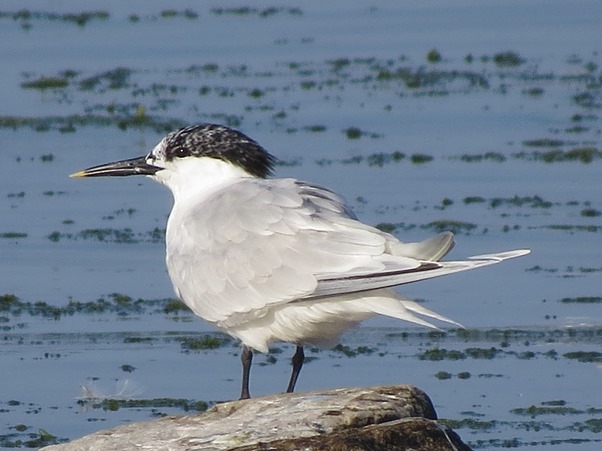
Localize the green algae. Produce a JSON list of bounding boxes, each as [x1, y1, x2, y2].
[[123, 336, 154, 344], [465, 347, 501, 359], [78, 67, 132, 91], [344, 125, 382, 141], [0, 293, 180, 319], [344, 127, 362, 140], [513, 147, 602, 163], [375, 66, 488, 89], [559, 296, 602, 304], [489, 195, 553, 209], [457, 152, 506, 163], [0, 232, 27, 239], [180, 335, 231, 351], [21, 77, 68, 90], [5, 51, 599, 149], [542, 400, 567, 407], [410, 153, 433, 164], [366, 151, 405, 167], [160, 9, 198, 19], [331, 344, 375, 357], [435, 371, 452, 380], [517, 351, 536, 360], [492, 51, 524, 68], [304, 124, 327, 133], [573, 92, 599, 108], [2, 317, 600, 445], [48, 228, 136, 243], [0, 427, 64, 448], [121, 178, 584, 242], [210, 7, 302, 17], [523, 87, 545, 97], [563, 351, 602, 363], [463, 196, 486, 204], [581, 208, 601, 217], [419, 348, 465, 361], [82, 398, 209, 413], [163, 299, 190, 314], [445, 400, 602, 447], [0, 10, 109, 28], [48, 227, 166, 244], [455, 148, 601, 164], [576, 266, 602, 273], [523, 138, 565, 148], [441, 418, 497, 430], [416, 334, 592, 362], [0, 113, 185, 133], [375, 223, 396, 234], [537, 225, 602, 233], [579, 418, 602, 433], [315, 150, 408, 167], [80, 228, 136, 243], [426, 49, 442, 64], [511, 405, 583, 417]]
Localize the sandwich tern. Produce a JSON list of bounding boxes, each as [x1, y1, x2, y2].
[[72, 123, 530, 399]]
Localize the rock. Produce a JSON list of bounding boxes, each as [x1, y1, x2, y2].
[[42, 385, 471, 451], [230, 418, 470, 451]]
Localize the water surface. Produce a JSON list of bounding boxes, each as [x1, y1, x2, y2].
[[1, 1, 601, 449]]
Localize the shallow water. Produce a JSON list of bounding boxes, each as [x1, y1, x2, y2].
[[1, 1, 601, 449]]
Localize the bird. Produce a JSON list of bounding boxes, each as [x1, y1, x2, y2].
[[71, 123, 530, 399]]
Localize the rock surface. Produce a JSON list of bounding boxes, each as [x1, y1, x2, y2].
[[42, 385, 471, 451]]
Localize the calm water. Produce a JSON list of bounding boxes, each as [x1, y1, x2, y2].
[[1, 1, 601, 449]]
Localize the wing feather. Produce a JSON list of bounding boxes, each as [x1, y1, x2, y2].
[[167, 178, 406, 322], [309, 249, 530, 299], [165, 177, 528, 328]]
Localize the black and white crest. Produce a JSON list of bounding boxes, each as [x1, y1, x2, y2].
[[162, 124, 276, 178]]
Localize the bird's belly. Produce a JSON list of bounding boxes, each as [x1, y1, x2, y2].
[[222, 298, 377, 353]]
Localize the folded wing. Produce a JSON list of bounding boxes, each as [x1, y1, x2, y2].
[[310, 249, 530, 299], [167, 177, 529, 327]]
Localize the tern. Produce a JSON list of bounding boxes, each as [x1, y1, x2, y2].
[[72, 123, 529, 399]]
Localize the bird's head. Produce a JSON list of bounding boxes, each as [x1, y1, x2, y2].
[[71, 124, 276, 196]]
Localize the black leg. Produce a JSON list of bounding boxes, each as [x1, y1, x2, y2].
[[240, 345, 253, 400], [286, 345, 305, 393]]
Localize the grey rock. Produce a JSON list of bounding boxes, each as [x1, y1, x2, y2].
[[42, 385, 471, 451]]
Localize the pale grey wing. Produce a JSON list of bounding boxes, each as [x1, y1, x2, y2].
[[294, 183, 456, 262], [309, 249, 531, 299], [166, 178, 424, 325]]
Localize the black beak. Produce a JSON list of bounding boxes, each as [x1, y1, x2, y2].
[[70, 156, 161, 178]]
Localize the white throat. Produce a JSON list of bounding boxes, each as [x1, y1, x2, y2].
[[151, 156, 253, 206]]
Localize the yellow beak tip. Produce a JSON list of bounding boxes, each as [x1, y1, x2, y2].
[[69, 170, 87, 178]]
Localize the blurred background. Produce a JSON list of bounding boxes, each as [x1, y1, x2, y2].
[[0, 1, 600, 449]]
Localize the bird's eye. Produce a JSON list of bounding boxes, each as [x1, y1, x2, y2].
[[167, 146, 188, 159]]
